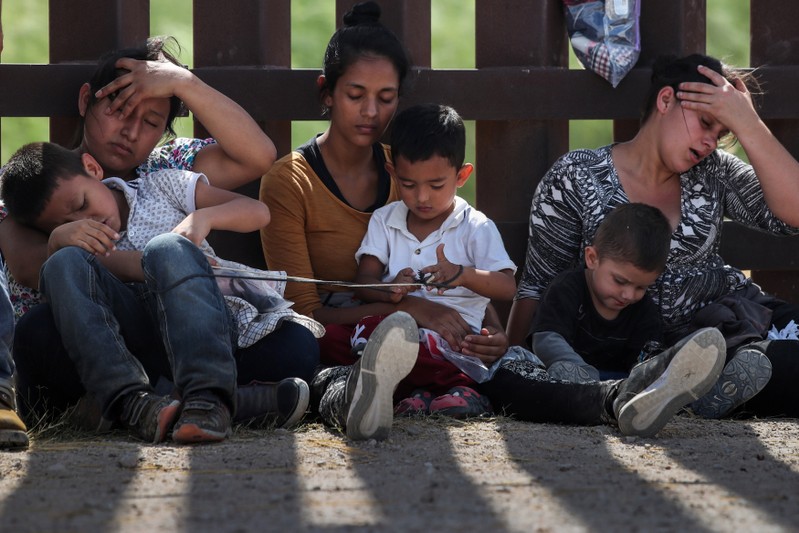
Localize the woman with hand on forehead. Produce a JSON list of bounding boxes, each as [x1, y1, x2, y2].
[[505, 53, 799, 420], [3, 36, 276, 312], [3, 37, 319, 421]]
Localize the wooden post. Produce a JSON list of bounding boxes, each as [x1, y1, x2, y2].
[[48, 0, 150, 145], [748, 0, 799, 301], [336, 0, 431, 68], [194, 0, 292, 268], [475, 0, 569, 321]]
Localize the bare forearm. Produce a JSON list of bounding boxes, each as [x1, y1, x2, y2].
[[354, 286, 394, 304], [506, 297, 538, 348], [458, 268, 516, 300], [198, 198, 270, 233], [737, 119, 799, 226], [179, 75, 276, 187]]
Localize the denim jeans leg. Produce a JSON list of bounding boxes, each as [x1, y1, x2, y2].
[[39, 247, 155, 417], [141, 234, 237, 408], [0, 266, 16, 401]]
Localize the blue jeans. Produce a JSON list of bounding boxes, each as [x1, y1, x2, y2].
[[14, 305, 321, 419], [39, 234, 237, 418], [0, 266, 16, 400]]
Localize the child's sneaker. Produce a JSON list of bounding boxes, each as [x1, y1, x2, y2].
[[68, 394, 113, 433], [172, 397, 232, 444], [689, 343, 772, 419], [615, 328, 725, 437], [118, 391, 181, 444], [0, 388, 29, 449], [344, 311, 419, 440], [429, 386, 493, 419], [394, 389, 434, 416], [235, 378, 310, 429]]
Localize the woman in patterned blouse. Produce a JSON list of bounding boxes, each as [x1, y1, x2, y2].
[[506, 54, 799, 420]]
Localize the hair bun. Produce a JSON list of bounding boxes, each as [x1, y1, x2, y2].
[[343, 1, 381, 27], [650, 55, 678, 82]]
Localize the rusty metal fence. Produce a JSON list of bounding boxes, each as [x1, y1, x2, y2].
[[1, 0, 799, 308]]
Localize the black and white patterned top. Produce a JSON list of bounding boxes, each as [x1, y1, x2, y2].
[[516, 145, 799, 335]]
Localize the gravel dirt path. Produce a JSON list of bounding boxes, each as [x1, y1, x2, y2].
[[1, 415, 798, 532]]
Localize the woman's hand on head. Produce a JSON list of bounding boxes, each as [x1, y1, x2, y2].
[[95, 57, 192, 119], [48, 220, 119, 257], [93, 57, 277, 190], [677, 64, 758, 135]]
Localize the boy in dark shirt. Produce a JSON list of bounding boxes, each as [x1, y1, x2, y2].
[[533, 203, 671, 383]]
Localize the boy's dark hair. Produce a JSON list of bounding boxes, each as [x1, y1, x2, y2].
[[73, 36, 185, 147], [592, 203, 671, 273], [0, 142, 86, 226], [390, 103, 466, 169], [320, 1, 410, 115]]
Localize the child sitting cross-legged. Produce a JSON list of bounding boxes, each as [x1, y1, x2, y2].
[[532, 202, 672, 383], [352, 103, 517, 418], [0, 142, 323, 444]]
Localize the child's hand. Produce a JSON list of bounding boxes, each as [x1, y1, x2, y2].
[[420, 244, 464, 295], [171, 212, 211, 246], [386, 267, 420, 303], [461, 327, 509, 363], [48, 220, 119, 257]]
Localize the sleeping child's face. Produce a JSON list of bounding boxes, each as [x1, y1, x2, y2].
[[36, 173, 122, 234]]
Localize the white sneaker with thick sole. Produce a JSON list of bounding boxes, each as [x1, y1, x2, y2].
[[617, 328, 725, 437], [345, 312, 419, 441]]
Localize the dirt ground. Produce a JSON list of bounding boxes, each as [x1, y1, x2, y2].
[[1, 414, 798, 532]]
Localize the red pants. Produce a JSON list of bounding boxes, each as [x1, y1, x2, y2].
[[319, 315, 475, 398]]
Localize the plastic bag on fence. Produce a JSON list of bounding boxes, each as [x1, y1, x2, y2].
[[562, 0, 641, 87]]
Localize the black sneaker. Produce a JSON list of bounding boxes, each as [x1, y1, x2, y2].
[[344, 311, 418, 441], [68, 394, 113, 433], [615, 328, 726, 437], [690, 343, 773, 419], [172, 397, 232, 444], [118, 391, 181, 444], [235, 378, 310, 429]]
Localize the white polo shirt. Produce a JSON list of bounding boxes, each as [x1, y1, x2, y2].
[[356, 196, 516, 332]]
